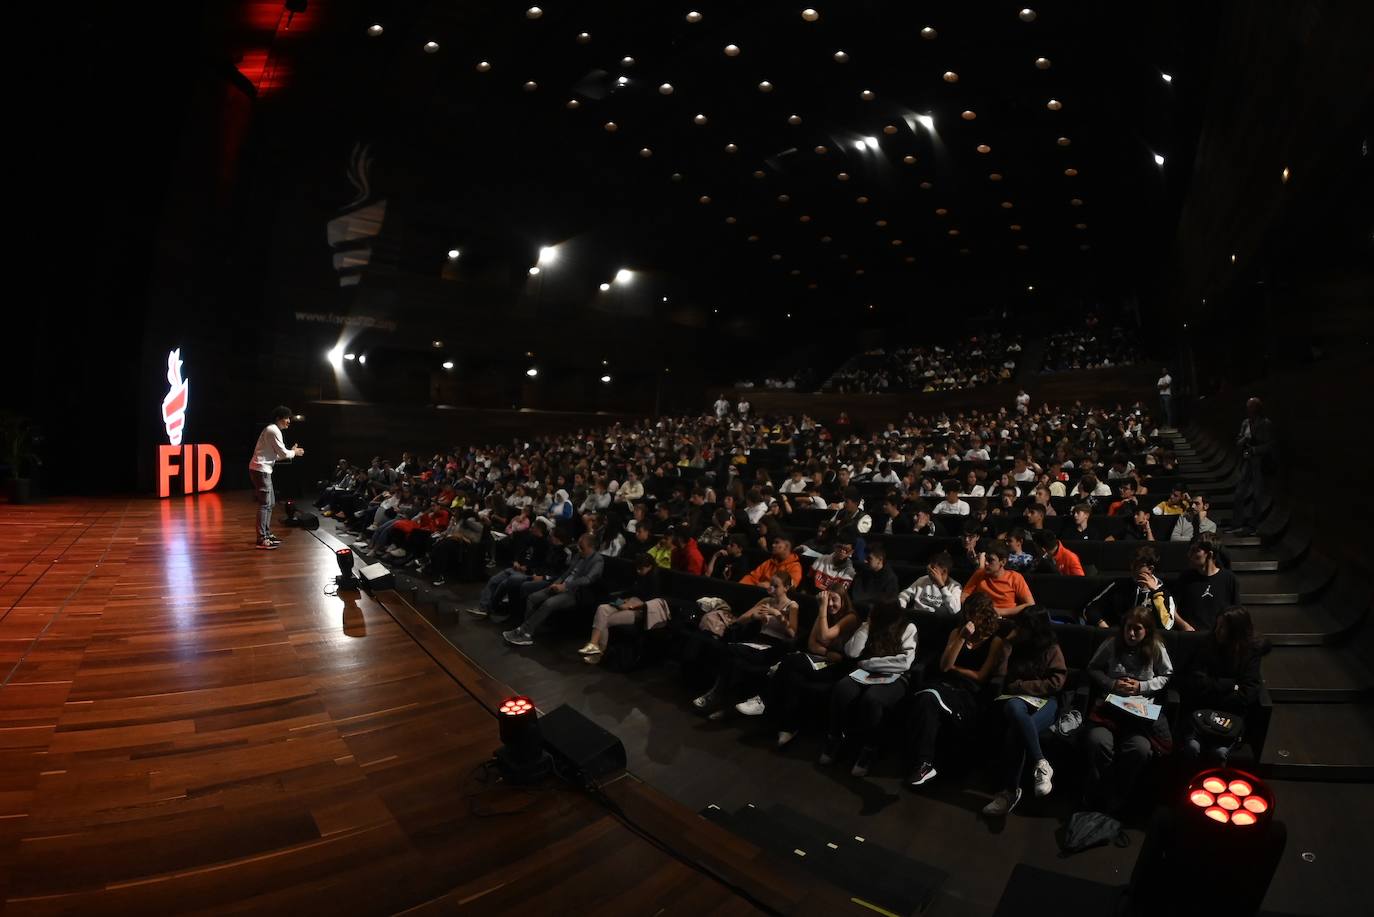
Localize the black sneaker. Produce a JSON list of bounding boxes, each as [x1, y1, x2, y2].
[[818, 736, 843, 766], [905, 762, 937, 789], [851, 747, 878, 778], [255, 540, 279, 550], [265, 534, 282, 544]]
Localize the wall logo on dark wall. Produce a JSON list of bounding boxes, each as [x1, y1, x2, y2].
[[157, 348, 222, 498]]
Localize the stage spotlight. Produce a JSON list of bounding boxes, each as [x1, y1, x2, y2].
[[1154, 153, 1166, 166], [447, 248, 460, 260], [495, 695, 551, 783], [343, 352, 356, 361], [358, 354, 367, 365], [526, 367, 539, 377], [600, 374, 612, 383], [599, 282, 611, 291], [915, 113, 935, 131], [335, 548, 359, 589], [326, 346, 344, 368], [442, 361, 454, 370], [864, 136, 880, 151], [538, 245, 558, 265], [614, 268, 632, 283]]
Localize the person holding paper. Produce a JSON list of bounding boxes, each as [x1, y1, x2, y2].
[[983, 612, 1068, 817], [691, 575, 799, 717], [765, 588, 861, 745], [819, 599, 918, 777], [1083, 606, 1174, 814]]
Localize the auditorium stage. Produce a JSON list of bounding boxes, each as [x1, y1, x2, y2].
[[0, 494, 856, 915]]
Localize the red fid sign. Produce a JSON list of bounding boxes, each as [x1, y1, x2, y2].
[[157, 348, 221, 497]]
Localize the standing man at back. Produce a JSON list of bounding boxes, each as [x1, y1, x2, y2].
[[1157, 368, 1174, 427], [248, 406, 304, 549], [1227, 397, 1274, 537]]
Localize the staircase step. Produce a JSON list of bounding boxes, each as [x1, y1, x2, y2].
[[1235, 556, 1335, 604], [1227, 540, 1307, 572], [1263, 646, 1374, 701], [1250, 603, 1351, 646], [1260, 702, 1374, 780]]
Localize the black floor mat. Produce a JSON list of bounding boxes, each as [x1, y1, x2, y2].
[[702, 802, 947, 915]]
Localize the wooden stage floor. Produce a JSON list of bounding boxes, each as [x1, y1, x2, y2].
[[0, 495, 847, 915]]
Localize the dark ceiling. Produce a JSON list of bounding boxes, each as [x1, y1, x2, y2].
[[248, 0, 1219, 323]]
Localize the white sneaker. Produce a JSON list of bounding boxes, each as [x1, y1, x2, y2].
[[734, 696, 766, 716], [1033, 759, 1054, 797], [982, 788, 1022, 817], [692, 692, 715, 710], [352, 542, 370, 551], [577, 643, 602, 656], [386, 547, 407, 558], [776, 731, 797, 748]]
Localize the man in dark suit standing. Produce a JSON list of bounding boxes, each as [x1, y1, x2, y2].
[[1227, 397, 1275, 536]]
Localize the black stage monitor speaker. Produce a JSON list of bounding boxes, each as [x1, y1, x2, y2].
[[359, 561, 394, 592], [540, 704, 627, 783]]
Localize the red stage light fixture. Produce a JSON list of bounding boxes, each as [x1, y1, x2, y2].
[[1186, 768, 1274, 828], [335, 547, 359, 589], [495, 695, 551, 784]]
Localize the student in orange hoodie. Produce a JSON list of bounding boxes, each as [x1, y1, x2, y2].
[[960, 541, 1035, 617], [1033, 530, 1085, 576], [741, 536, 803, 589]]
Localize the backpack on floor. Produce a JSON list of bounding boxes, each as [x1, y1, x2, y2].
[[1058, 811, 1130, 856]]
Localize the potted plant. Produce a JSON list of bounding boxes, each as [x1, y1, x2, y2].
[[0, 412, 41, 504]]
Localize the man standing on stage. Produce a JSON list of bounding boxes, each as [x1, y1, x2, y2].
[[248, 406, 304, 549]]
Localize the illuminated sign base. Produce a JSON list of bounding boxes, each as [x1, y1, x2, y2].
[[158, 444, 222, 498]]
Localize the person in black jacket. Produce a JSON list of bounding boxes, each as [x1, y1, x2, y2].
[[849, 544, 899, 615], [472, 520, 548, 616], [1176, 605, 1263, 762], [1226, 397, 1275, 537]]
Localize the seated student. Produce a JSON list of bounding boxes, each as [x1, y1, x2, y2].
[[1173, 536, 1239, 632], [579, 554, 671, 664], [910, 501, 937, 537], [502, 533, 605, 647], [811, 531, 858, 592], [820, 598, 919, 776], [877, 496, 914, 535], [753, 588, 861, 743], [779, 467, 809, 494], [422, 510, 489, 585], [961, 542, 1036, 617], [646, 527, 674, 569], [740, 536, 803, 588], [1115, 506, 1156, 542], [1063, 503, 1095, 543], [1085, 544, 1176, 630], [932, 481, 970, 516], [670, 527, 705, 575], [705, 535, 749, 582], [1170, 493, 1218, 542], [1004, 528, 1036, 573], [1022, 503, 1048, 531], [696, 507, 737, 552], [1107, 480, 1140, 517], [850, 545, 899, 614], [1033, 530, 1084, 577], [1073, 473, 1112, 504], [381, 498, 450, 564], [616, 468, 646, 504], [905, 594, 1006, 788], [983, 610, 1068, 816], [1083, 605, 1174, 814], [692, 574, 800, 716], [898, 551, 963, 617], [1031, 484, 1058, 517], [956, 521, 983, 571], [1151, 486, 1189, 516], [1176, 605, 1263, 761]]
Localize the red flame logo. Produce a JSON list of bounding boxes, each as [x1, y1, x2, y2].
[[162, 348, 189, 446]]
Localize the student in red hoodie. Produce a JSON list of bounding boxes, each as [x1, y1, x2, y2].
[[1033, 531, 1085, 577], [670, 527, 705, 575]]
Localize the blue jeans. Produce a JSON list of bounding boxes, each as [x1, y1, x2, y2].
[[480, 568, 531, 611], [368, 518, 401, 551], [1001, 696, 1059, 789], [249, 470, 274, 542]]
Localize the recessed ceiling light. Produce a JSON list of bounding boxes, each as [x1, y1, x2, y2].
[[639, 147, 653, 157], [856, 195, 869, 204], [753, 169, 766, 178], [725, 215, 737, 224], [943, 71, 959, 83], [815, 145, 828, 154], [424, 41, 441, 53], [1153, 153, 1165, 166], [604, 121, 618, 131], [476, 60, 491, 72], [1035, 57, 1052, 69], [1001, 201, 1014, 209], [1064, 167, 1078, 176], [902, 154, 917, 164], [948, 229, 960, 236], [524, 80, 538, 91], [621, 56, 636, 66], [777, 194, 791, 203], [1057, 136, 1071, 146], [528, 266, 541, 275], [443, 360, 455, 369], [1230, 253, 1237, 263], [977, 144, 992, 154], [1047, 98, 1062, 110], [526, 7, 543, 19], [921, 26, 937, 39], [799, 214, 812, 222], [599, 282, 611, 291], [447, 249, 460, 260], [961, 110, 977, 120], [788, 114, 802, 125], [432, 340, 443, 348], [833, 50, 849, 63], [616, 75, 629, 85], [919, 180, 933, 189], [659, 82, 674, 94], [989, 172, 1004, 181], [935, 208, 948, 216], [1017, 244, 1029, 251], [820, 235, 832, 242], [686, 11, 703, 23], [1019, 8, 1037, 21], [1281, 166, 1290, 183], [725, 143, 738, 152], [698, 195, 711, 204], [1070, 197, 1084, 206], [366, 24, 384, 37], [836, 172, 850, 181], [802, 8, 820, 21], [693, 113, 708, 124], [860, 89, 875, 100], [576, 32, 591, 44], [671, 172, 683, 181], [724, 44, 740, 57], [891, 239, 903, 246], [526, 367, 539, 377], [875, 219, 888, 227], [1161, 72, 1173, 83], [565, 98, 580, 108], [758, 80, 773, 92], [883, 124, 898, 135], [1075, 222, 1088, 229], [747, 234, 760, 241], [1009, 224, 1022, 231], [771, 253, 783, 261]]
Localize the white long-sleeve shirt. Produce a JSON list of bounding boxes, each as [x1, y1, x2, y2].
[[248, 423, 293, 474], [844, 622, 918, 674], [898, 574, 963, 617]]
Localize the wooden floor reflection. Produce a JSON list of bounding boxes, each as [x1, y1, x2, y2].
[[0, 495, 840, 915]]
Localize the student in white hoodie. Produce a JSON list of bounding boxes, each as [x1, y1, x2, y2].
[[819, 599, 918, 777], [897, 551, 963, 617]]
